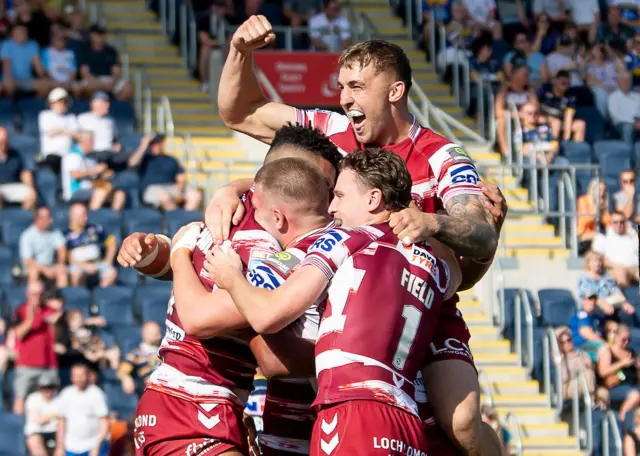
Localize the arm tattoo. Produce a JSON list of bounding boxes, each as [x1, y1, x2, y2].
[[434, 194, 499, 259]]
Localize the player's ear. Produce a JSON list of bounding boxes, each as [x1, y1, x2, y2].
[[367, 188, 384, 212], [388, 81, 405, 103], [272, 208, 286, 231]]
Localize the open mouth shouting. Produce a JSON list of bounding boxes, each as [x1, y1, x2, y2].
[[347, 109, 366, 136]]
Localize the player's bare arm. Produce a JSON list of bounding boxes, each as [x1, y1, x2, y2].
[[219, 15, 297, 143], [205, 180, 252, 242], [204, 246, 327, 334], [250, 333, 316, 378]]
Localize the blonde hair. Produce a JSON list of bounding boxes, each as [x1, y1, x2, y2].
[[584, 250, 604, 269], [587, 178, 608, 208]]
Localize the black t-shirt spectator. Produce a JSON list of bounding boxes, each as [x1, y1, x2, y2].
[[538, 83, 577, 118], [79, 44, 119, 77], [26, 9, 53, 48], [139, 153, 184, 189], [597, 23, 635, 44], [0, 148, 25, 183]]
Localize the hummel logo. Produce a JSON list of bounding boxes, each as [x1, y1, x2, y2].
[[320, 433, 339, 455], [198, 403, 220, 429], [321, 414, 338, 435]]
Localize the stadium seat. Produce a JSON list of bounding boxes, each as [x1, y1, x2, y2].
[[119, 133, 143, 154], [9, 132, 39, 171], [538, 288, 577, 328], [622, 287, 640, 308], [500, 288, 536, 341], [123, 208, 163, 236], [94, 286, 135, 326], [0, 246, 13, 288], [141, 279, 172, 293], [166, 209, 202, 237], [110, 101, 137, 135], [629, 327, 640, 353], [60, 287, 92, 317], [593, 141, 633, 177], [561, 141, 594, 196], [35, 168, 60, 208], [0, 209, 33, 249], [575, 107, 604, 144], [117, 266, 140, 288], [113, 170, 141, 210], [104, 381, 139, 420], [98, 328, 117, 349], [0, 412, 27, 455], [138, 286, 171, 326], [17, 98, 46, 135], [0, 98, 15, 129], [52, 206, 69, 232], [69, 99, 90, 115], [111, 324, 142, 355], [5, 286, 25, 314], [88, 208, 123, 243]]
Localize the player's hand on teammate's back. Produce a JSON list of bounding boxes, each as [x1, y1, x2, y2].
[[203, 245, 243, 289], [205, 186, 246, 243], [478, 181, 508, 234], [231, 15, 276, 52], [389, 203, 438, 245], [117, 232, 158, 267]]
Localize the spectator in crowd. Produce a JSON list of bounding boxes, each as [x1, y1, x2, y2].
[[538, 70, 586, 142], [545, 36, 583, 87], [503, 31, 548, 87], [624, 31, 640, 89], [283, 0, 322, 50], [599, 5, 636, 43], [24, 374, 59, 456], [593, 211, 640, 287], [308, 0, 351, 52], [624, 408, 640, 456], [1, 21, 49, 98], [585, 43, 624, 121], [437, 0, 473, 72], [116, 320, 161, 395], [61, 130, 126, 210], [0, 126, 37, 209], [56, 308, 108, 368], [469, 34, 502, 88], [19, 207, 68, 288], [42, 30, 80, 97], [461, 0, 501, 38], [564, 0, 600, 43], [614, 169, 640, 223], [518, 101, 559, 164], [578, 178, 612, 252], [15, 0, 54, 49], [611, 0, 640, 28], [597, 324, 640, 420], [77, 91, 119, 156], [11, 281, 60, 414], [479, 405, 510, 456], [64, 309, 119, 373], [608, 72, 640, 144], [0, 318, 15, 406], [128, 134, 202, 211], [532, 0, 567, 24], [55, 363, 110, 456], [606, 319, 620, 345], [569, 286, 606, 361], [38, 87, 78, 173], [578, 250, 635, 316], [65, 202, 118, 288], [77, 24, 133, 100], [556, 326, 596, 402], [62, 5, 89, 44]]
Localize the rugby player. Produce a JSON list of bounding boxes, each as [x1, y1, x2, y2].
[[209, 15, 505, 455], [201, 149, 464, 456]]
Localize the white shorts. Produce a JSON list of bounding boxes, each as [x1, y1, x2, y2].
[[0, 182, 31, 203]]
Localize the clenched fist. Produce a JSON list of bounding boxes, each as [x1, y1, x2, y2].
[[231, 15, 276, 52]]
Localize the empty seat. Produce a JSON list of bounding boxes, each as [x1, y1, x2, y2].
[[538, 288, 577, 327], [142, 279, 173, 293], [0, 247, 13, 288], [60, 287, 92, 317], [138, 286, 171, 325], [111, 324, 142, 355], [561, 141, 595, 196], [0, 412, 27, 455], [123, 208, 163, 235], [0, 209, 33, 250], [110, 101, 136, 135], [35, 168, 60, 208], [9, 132, 39, 171], [622, 287, 640, 307], [69, 99, 90, 115], [119, 133, 143, 153], [52, 206, 69, 233], [104, 382, 138, 420], [94, 286, 135, 326], [0, 98, 15, 129], [113, 170, 141, 210], [575, 107, 604, 144], [88, 209, 123, 243], [18, 98, 47, 135], [6, 286, 26, 314], [166, 209, 202, 237], [593, 141, 633, 178], [117, 266, 140, 288]]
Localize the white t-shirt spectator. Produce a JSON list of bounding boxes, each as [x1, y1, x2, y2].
[[463, 0, 496, 23], [564, 0, 599, 24], [77, 112, 116, 152], [61, 147, 98, 201], [593, 227, 639, 267], [19, 226, 65, 266], [309, 12, 351, 52], [533, 0, 564, 17], [38, 110, 78, 158], [56, 384, 109, 454], [545, 53, 584, 86], [608, 89, 640, 125], [24, 391, 58, 436]]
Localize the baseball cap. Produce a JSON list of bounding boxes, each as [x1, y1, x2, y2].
[[89, 23, 107, 34], [38, 374, 59, 389], [48, 87, 70, 104], [92, 90, 110, 101], [150, 133, 166, 145]]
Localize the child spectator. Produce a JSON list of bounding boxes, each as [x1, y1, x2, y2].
[[24, 375, 59, 456], [116, 321, 161, 394]]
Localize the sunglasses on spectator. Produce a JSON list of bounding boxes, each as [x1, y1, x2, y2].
[[622, 178, 635, 184], [612, 219, 626, 225], [560, 337, 572, 344]]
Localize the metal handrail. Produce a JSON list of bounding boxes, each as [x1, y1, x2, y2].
[[603, 410, 623, 456], [477, 369, 493, 407], [514, 289, 535, 374], [571, 371, 593, 453], [156, 96, 175, 142], [505, 413, 524, 456], [543, 326, 563, 415]]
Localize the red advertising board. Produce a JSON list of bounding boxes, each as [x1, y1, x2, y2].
[[253, 51, 341, 107]]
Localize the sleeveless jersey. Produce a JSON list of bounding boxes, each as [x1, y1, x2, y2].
[[148, 191, 281, 406], [300, 223, 452, 416]]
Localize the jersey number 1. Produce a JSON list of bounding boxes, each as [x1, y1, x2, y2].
[[393, 305, 422, 370]]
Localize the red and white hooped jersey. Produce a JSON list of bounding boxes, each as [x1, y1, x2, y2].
[[148, 191, 280, 407], [300, 223, 452, 416]]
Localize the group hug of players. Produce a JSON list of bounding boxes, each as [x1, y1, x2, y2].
[[115, 14, 510, 456]]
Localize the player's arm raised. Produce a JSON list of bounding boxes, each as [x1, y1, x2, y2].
[[219, 15, 297, 143]]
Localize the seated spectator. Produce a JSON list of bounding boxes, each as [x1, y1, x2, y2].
[[608, 72, 640, 144], [545, 36, 583, 87], [116, 321, 161, 395], [61, 4, 89, 44], [282, 0, 322, 50], [461, 0, 501, 39], [195, 18, 218, 92], [577, 178, 612, 251], [77, 24, 133, 100], [598, 324, 640, 419], [624, 408, 640, 456], [503, 32, 548, 87], [578, 250, 635, 316], [308, 0, 351, 52], [19, 206, 68, 288], [598, 5, 635, 44], [56, 308, 108, 369], [605, 319, 620, 345], [38, 87, 78, 173], [585, 43, 623, 120], [469, 34, 502, 89], [24, 374, 59, 456], [0, 126, 37, 209], [569, 289, 606, 361], [480, 405, 510, 456], [11, 281, 61, 414], [532, 0, 567, 25], [109, 416, 136, 456], [55, 363, 110, 456], [437, 0, 474, 71], [77, 91, 121, 158], [61, 130, 126, 210], [0, 318, 15, 407], [556, 326, 596, 401], [65, 202, 117, 288], [128, 134, 202, 211], [518, 101, 559, 164], [614, 169, 640, 223], [610, 0, 640, 29], [593, 211, 640, 287], [421, 0, 451, 58], [538, 70, 585, 142], [41, 30, 80, 97], [1, 21, 49, 98], [563, 0, 600, 43], [14, 0, 54, 49], [624, 31, 640, 89], [65, 309, 119, 372]]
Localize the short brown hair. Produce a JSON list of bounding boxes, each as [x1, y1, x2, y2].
[[339, 40, 412, 93], [340, 148, 412, 211], [255, 157, 329, 214]]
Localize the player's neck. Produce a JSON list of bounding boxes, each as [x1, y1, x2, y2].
[[281, 215, 332, 249], [363, 210, 392, 226], [373, 110, 414, 146]]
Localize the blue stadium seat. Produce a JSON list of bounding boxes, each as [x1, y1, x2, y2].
[[110, 101, 136, 135], [17, 98, 47, 135], [0, 246, 13, 288], [60, 287, 92, 317], [142, 279, 172, 293], [88, 209, 123, 243], [538, 288, 577, 327], [98, 328, 117, 349], [9, 132, 39, 171], [104, 382, 138, 420], [593, 141, 633, 178], [69, 99, 90, 115], [111, 324, 142, 355], [123, 208, 163, 235], [629, 327, 640, 353], [575, 107, 605, 144], [52, 206, 69, 233], [0, 412, 27, 455], [561, 141, 594, 196], [35, 168, 60, 208], [117, 267, 140, 288], [5, 286, 26, 314], [113, 170, 141, 209], [94, 286, 135, 325], [0, 209, 33, 252], [138, 286, 171, 326], [500, 288, 536, 341], [622, 287, 640, 308], [166, 210, 202, 237], [119, 133, 143, 153], [0, 98, 15, 129]]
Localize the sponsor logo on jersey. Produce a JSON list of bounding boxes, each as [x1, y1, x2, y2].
[[372, 438, 426, 456], [447, 145, 473, 163], [409, 245, 448, 293], [248, 263, 285, 290], [263, 251, 301, 277], [185, 438, 220, 456], [429, 338, 473, 360], [165, 319, 185, 342], [247, 247, 275, 271], [449, 163, 480, 186], [309, 230, 348, 254], [134, 414, 157, 428]]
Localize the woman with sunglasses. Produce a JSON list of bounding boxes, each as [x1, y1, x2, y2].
[[556, 326, 596, 402]]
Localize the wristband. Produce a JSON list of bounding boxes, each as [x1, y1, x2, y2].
[[170, 225, 201, 256]]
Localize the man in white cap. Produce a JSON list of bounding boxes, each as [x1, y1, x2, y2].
[[38, 87, 79, 173]]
